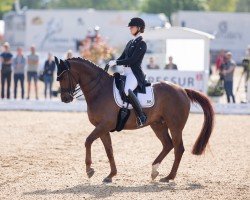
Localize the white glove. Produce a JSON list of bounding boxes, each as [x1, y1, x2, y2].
[[108, 60, 117, 67]]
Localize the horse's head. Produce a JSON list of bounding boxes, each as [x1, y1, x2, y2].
[[55, 57, 78, 103]]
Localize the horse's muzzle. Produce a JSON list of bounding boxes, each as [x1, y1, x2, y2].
[[61, 94, 73, 103]]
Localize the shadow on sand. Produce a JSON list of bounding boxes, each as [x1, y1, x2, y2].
[[23, 182, 204, 198]]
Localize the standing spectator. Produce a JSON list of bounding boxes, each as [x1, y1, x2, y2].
[[165, 56, 178, 70], [244, 45, 250, 87], [43, 53, 55, 99], [146, 57, 160, 69], [27, 45, 39, 100], [66, 49, 73, 59], [13, 47, 26, 99], [0, 42, 13, 99], [221, 52, 236, 103]]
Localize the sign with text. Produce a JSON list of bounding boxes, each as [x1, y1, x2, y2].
[[144, 70, 205, 92]]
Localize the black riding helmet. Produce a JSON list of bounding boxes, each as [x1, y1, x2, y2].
[[128, 17, 145, 33]]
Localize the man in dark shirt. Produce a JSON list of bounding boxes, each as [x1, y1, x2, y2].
[[0, 42, 13, 99], [146, 57, 160, 69], [221, 52, 236, 103], [165, 56, 178, 70]]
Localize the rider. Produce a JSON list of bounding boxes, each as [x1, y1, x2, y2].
[[108, 17, 147, 126]]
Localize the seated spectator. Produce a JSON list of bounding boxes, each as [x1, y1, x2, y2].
[[146, 57, 160, 69], [165, 56, 178, 70], [13, 47, 26, 99]]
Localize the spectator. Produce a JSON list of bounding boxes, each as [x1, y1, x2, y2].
[[27, 45, 39, 100], [0, 42, 13, 99], [43, 53, 55, 99], [66, 50, 73, 59], [215, 49, 225, 72], [221, 52, 236, 103], [13, 47, 26, 99], [165, 56, 178, 70], [146, 57, 159, 69]]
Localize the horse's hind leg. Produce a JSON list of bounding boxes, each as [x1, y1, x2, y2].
[[160, 129, 185, 182], [150, 122, 174, 180], [100, 133, 117, 183]]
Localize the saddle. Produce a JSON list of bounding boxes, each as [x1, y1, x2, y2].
[[111, 73, 155, 132], [113, 73, 154, 109]]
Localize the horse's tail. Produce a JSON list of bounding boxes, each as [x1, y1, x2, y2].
[[185, 89, 214, 155]]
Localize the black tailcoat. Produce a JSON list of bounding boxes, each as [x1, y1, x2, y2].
[[116, 36, 147, 92]]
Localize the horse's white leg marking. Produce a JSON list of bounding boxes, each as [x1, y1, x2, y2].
[[151, 163, 160, 180]]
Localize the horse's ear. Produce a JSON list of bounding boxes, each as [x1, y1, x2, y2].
[[59, 59, 64, 66], [60, 59, 70, 71], [54, 56, 59, 67]]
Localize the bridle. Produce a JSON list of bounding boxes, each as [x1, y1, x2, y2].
[[57, 68, 82, 99], [57, 62, 109, 99]]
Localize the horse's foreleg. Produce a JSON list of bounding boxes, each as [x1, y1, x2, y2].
[[85, 125, 109, 179], [100, 133, 117, 183], [150, 123, 173, 180]]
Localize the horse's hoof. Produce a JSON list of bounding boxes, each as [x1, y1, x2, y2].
[[103, 177, 112, 183], [151, 171, 159, 180], [159, 177, 170, 183], [87, 168, 95, 178]]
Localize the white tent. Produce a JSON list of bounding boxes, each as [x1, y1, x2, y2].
[[142, 27, 214, 93]]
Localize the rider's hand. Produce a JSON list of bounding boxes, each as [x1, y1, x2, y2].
[[109, 60, 117, 67]]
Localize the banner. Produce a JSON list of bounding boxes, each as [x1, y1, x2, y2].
[[144, 70, 205, 92]]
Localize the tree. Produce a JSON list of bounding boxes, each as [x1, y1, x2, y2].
[[207, 0, 237, 12], [48, 0, 140, 10], [236, 0, 250, 12], [19, 0, 45, 9], [0, 0, 14, 19], [141, 0, 205, 21]]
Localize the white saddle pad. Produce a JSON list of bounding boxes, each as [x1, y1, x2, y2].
[[113, 80, 155, 109]]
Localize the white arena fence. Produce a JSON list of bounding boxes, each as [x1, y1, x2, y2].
[[0, 99, 249, 115]]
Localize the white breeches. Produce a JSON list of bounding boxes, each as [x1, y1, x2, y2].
[[122, 67, 138, 96]]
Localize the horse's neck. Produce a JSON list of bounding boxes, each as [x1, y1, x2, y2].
[[75, 60, 111, 103]]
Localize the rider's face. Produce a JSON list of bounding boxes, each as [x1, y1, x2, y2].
[[130, 26, 139, 36]]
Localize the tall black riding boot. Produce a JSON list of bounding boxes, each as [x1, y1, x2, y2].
[[128, 89, 147, 127]]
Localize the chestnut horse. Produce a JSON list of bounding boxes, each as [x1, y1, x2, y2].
[[55, 57, 214, 183]]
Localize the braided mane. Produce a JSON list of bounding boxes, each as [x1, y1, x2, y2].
[[67, 57, 101, 69]]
